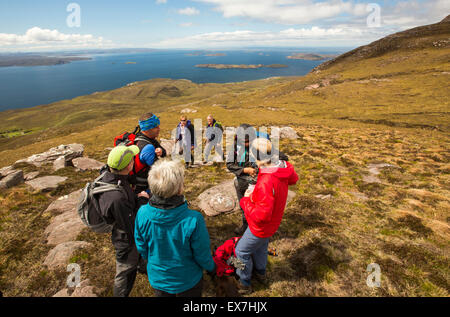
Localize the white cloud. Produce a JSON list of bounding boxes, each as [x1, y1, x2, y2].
[[0, 27, 113, 50], [150, 25, 391, 48], [193, 0, 367, 25], [178, 7, 200, 15], [179, 22, 194, 27], [193, 0, 449, 26], [156, 0, 167, 4]]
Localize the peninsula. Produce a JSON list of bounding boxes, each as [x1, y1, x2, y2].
[[0, 54, 92, 67]]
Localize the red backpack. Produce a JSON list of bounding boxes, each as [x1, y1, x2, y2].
[[213, 237, 245, 277], [113, 126, 149, 176]]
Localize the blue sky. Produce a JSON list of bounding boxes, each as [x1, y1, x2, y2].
[[0, 0, 448, 51]]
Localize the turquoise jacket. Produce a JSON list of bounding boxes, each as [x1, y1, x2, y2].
[[135, 201, 215, 294]]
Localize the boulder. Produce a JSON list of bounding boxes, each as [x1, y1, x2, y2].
[[24, 171, 40, 181], [198, 179, 296, 217], [0, 166, 15, 177], [198, 180, 239, 217], [180, 108, 198, 114], [45, 190, 82, 214], [305, 83, 320, 90], [43, 241, 92, 269], [44, 193, 85, 245], [0, 170, 24, 189], [279, 127, 299, 139], [26, 176, 67, 192], [72, 157, 104, 171], [15, 144, 84, 167], [53, 279, 98, 297], [53, 156, 67, 171]]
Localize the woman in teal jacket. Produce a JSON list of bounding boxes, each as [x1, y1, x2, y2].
[[134, 159, 215, 296]]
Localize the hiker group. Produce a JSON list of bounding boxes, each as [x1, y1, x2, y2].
[[79, 112, 298, 297]]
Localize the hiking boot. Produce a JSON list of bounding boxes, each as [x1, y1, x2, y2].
[[237, 281, 252, 295], [253, 272, 267, 285]]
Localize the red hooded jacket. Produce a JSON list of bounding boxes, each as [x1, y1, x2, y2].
[[240, 161, 298, 238]]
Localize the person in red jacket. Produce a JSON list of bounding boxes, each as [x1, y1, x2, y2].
[[235, 137, 298, 294]]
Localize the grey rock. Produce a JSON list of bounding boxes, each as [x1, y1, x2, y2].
[[0, 166, 15, 178], [26, 176, 67, 192], [16, 144, 84, 167], [315, 194, 332, 200], [45, 190, 82, 214], [44, 193, 85, 245], [53, 279, 98, 297], [43, 241, 92, 269], [0, 170, 24, 189], [53, 156, 67, 171], [72, 157, 104, 171], [279, 127, 299, 139], [24, 171, 40, 181]]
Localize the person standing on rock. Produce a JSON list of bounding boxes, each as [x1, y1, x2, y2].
[[134, 159, 216, 297], [175, 115, 196, 169], [98, 145, 150, 297], [234, 138, 298, 294], [204, 114, 224, 163], [132, 112, 167, 193]]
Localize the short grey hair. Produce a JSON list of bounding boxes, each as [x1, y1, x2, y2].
[[148, 159, 185, 198]]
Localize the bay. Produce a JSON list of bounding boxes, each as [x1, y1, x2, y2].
[[0, 49, 344, 112]]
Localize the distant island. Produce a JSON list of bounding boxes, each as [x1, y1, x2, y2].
[[195, 63, 288, 69], [125, 62, 137, 64], [204, 53, 226, 57], [286, 53, 337, 61], [0, 54, 92, 67], [186, 52, 227, 57]]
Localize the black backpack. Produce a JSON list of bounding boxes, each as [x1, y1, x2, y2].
[[77, 172, 125, 233]]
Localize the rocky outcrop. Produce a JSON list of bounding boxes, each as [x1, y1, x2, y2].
[[180, 108, 198, 114], [15, 144, 84, 167], [197, 180, 239, 216], [43, 241, 92, 269], [26, 176, 67, 192], [44, 190, 84, 245], [0, 170, 24, 189], [53, 279, 98, 297], [72, 157, 104, 171]]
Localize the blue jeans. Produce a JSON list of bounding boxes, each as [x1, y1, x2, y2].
[[235, 227, 270, 286]]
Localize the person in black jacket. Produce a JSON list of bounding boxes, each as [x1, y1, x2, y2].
[[175, 115, 196, 168], [98, 145, 150, 297], [226, 124, 258, 235], [204, 114, 224, 163], [132, 112, 167, 193]]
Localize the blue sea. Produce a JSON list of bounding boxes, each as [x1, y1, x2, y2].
[[0, 48, 346, 112]]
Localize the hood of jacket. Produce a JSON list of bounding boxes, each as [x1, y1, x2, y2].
[[144, 195, 189, 225], [258, 160, 296, 180]]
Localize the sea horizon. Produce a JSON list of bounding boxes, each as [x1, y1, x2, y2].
[[0, 47, 349, 113]]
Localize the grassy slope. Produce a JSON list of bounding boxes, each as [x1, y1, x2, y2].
[[0, 19, 449, 297]]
